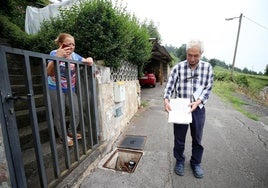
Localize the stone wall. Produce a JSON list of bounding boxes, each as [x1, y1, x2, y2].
[[95, 64, 140, 149]]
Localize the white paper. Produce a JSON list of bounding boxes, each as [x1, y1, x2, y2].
[[168, 98, 192, 124]]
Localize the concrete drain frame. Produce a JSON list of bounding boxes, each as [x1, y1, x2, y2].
[[103, 148, 143, 173]]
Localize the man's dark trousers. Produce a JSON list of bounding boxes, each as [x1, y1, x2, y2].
[[173, 107, 206, 165]]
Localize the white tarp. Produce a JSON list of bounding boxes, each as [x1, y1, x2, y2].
[[25, 0, 79, 34]]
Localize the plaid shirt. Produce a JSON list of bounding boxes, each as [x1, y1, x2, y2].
[[164, 60, 214, 107]]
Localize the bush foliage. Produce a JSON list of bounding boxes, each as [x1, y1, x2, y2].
[[214, 68, 249, 88], [1, 0, 153, 69], [33, 0, 152, 68], [214, 70, 231, 81], [0, 15, 39, 49], [234, 75, 249, 88]]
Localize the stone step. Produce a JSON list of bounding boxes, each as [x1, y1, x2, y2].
[[13, 94, 44, 111], [22, 137, 93, 187], [18, 122, 51, 151], [15, 106, 47, 128], [11, 84, 44, 96], [9, 75, 42, 85]]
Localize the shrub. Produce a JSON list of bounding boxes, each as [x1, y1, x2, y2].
[[0, 15, 32, 49], [234, 75, 249, 88], [73, 0, 132, 67], [214, 71, 231, 81], [33, 0, 152, 68]]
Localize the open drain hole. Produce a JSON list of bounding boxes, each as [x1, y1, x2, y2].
[[103, 149, 143, 173]]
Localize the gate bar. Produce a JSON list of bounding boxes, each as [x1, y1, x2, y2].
[[24, 54, 48, 187]]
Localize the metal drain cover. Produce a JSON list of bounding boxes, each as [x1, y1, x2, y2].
[[118, 135, 146, 150]]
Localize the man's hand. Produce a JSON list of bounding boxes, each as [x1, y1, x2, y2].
[[189, 99, 202, 112], [164, 98, 171, 112]]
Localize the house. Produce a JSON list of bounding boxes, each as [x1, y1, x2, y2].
[[142, 38, 173, 85]]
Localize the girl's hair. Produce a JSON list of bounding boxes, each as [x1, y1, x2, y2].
[[54, 33, 74, 44], [186, 39, 204, 54]]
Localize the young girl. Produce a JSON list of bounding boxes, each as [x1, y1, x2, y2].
[[47, 33, 93, 146]]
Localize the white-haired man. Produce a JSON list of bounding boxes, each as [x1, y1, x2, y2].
[[164, 39, 214, 178]]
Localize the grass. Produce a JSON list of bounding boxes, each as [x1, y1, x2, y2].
[[140, 100, 149, 108], [213, 81, 259, 121]]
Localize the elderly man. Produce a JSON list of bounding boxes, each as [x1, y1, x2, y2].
[[164, 39, 214, 178]]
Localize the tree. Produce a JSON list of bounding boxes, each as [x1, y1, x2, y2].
[[202, 56, 209, 62], [33, 0, 152, 68], [164, 44, 178, 54], [175, 44, 186, 61], [208, 58, 217, 67], [265, 64, 268, 75], [242, 67, 250, 74], [0, 0, 154, 68], [0, 0, 50, 29], [142, 20, 161, 41], [208, 58, 228, 69]]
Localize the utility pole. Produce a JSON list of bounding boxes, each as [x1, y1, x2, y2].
[[225, 13, 243, 81]]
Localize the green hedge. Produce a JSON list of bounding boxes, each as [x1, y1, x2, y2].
[[214, 70, 249, 88], [0, 0, 152, 69], [0, 15, 32, 48], [34, 0, 152, 68]]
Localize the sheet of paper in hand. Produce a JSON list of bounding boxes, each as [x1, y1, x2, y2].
[[168, 98, 192, 124]]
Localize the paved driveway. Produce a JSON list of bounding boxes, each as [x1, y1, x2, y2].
[[80, 83, 268, 188]]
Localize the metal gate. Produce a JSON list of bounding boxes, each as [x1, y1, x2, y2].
[[0, 45, 99, 188]]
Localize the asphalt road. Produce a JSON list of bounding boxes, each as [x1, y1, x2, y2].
[[79, 83, 268, 188]]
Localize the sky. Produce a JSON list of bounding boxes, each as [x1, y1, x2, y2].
[[116, 0, 268, 73]]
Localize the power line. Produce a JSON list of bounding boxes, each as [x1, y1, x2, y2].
[[243, 15, 268, 31]]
